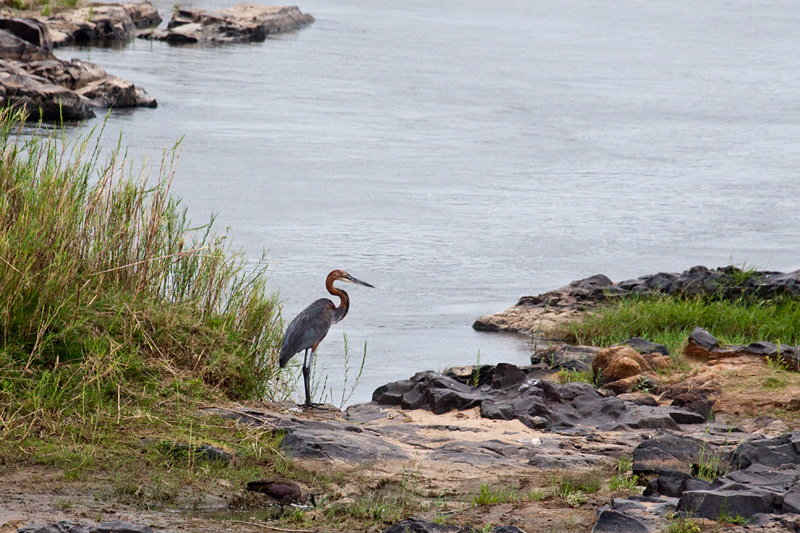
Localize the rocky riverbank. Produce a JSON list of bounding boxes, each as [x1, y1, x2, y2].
[[4, 267, 800, 533], [473, 265, 800, 337], [0, 2, 314, 119]]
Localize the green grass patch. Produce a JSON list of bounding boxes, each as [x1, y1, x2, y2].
[[0, 109, 306, 503], [608, 456, 639, 492], [664, 515, 701, 533], [471, 482, 548, 506], [554, 368, 595, 385], [560, 294, 800, 355], [549, 469, 602, 498]]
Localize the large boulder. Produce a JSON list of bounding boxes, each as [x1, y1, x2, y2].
[[0, 65, 95, 120], [0, 27, 52, 61]]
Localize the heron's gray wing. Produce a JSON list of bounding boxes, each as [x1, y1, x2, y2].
[[279, 298, 336, 367]]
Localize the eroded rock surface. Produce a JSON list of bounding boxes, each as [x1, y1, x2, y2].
[[140, 3, 313, 44]]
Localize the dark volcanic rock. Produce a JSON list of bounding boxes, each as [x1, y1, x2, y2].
[[632, 432, 713, 475], [280, 426, 409, 462], [530, 344, 600, 372], [591, 510, 650, 533], [381, 518, 524, 533], [623, 337, 670, 356], [643, 469, 711, 498], [676, 488, 776, 520], [491, 362, 527, 390], [729, 431, 800, 470], [373, 364, 711, 433]]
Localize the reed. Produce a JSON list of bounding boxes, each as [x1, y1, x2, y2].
[[0, 109, 289, 445]]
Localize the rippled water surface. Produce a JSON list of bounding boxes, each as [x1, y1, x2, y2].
[[60, 0, 800, 404]]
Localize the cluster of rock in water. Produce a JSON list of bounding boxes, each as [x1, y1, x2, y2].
[[0, 2, 313, 120], [473, 265, 800, 335]]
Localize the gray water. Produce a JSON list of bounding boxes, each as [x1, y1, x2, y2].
[[60, 0, 800, 405]]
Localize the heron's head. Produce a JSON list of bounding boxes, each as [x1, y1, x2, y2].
[[329, 269, 375, 288]]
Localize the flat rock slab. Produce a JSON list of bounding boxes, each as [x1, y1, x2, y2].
[[201, 402, 643, 480], [140, 3, 314, 44]]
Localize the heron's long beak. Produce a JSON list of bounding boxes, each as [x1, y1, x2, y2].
[[343, 274, 375, 288]]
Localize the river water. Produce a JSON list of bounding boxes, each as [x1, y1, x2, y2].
[[59, 0, 800, 405]]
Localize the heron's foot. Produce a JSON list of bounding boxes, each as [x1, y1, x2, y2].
[[301, 402, 326, 410]]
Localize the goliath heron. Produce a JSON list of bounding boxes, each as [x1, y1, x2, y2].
[[279, 269, 374, 407]]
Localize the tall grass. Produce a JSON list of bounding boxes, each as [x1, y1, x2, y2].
[[560, 294, 800, 354], [0, 110, 289, 444]]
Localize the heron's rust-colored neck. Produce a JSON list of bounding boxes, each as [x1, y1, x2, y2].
[[326, 271, 350, 323]]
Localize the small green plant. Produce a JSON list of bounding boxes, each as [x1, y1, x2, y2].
[[695, 438, 724, 481], [766, 354, 790, 372], [338, 333, 367, 408], [41, 2, 51, 15], [471, 350, 481, 387], [555, 368, 595, 385], [550, 469, 602, 498], [608, 455, 639, 491], [664, 515, 701, 533], [472, 483, 515, 506], [522, 488, 548, 501], [471, 483, 546, 506], [565, 490, 587, 507], [719, 509, 749, 525], [763, 375, 788, 390], [635, 375, 658, 393]]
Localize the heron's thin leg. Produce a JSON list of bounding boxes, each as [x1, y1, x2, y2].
[[302, 348, 312, 407]]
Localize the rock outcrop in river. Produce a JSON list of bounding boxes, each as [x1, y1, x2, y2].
[[1, 1, 315, 120], [0, 11, 157, 119], [140, 4, 314, 44], [473, 265, 800, 336]]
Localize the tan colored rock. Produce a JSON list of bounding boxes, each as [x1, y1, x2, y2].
[[45, 1, 161, 46], [472, 305, 583, 337], [643, 353, 672, 370], [601, 375, 641, 395], [684, 339, 711, 361], [602, 356, 641, 382], [592, 346, 651, 376]]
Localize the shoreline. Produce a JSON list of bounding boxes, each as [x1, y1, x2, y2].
[[0, 1, 313, 120]]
